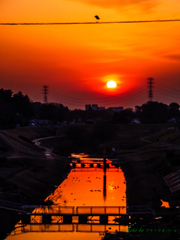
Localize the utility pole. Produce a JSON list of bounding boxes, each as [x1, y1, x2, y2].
[[147, 78, 154, 102], [103, 147, 107, 201], [43, 86, 48, 104]]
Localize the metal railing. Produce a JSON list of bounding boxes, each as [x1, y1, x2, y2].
[[0, 199, 154, 216], [163, 169, 180, 192], [127, 205, 154, 214]]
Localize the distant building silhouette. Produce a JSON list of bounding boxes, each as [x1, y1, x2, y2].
[[85, 104, 91, 111], [85, 104, 103, 111], [108, 107, 123, 113], [85, 104, 123, 112], [92, 104, 98, 111], [98, 107, 105, 111]]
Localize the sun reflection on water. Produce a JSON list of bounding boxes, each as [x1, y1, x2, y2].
[[7, 156, 127, 240]]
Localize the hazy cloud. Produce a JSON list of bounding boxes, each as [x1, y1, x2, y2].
[[164, 54, 180, 61], [72, 0, 159, 11]]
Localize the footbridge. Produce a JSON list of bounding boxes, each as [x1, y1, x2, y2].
[[70, 158, 120, 170], [0, 200, 168, 235], [0, 199, 154, 226]]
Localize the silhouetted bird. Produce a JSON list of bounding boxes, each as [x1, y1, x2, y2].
[[94, 15, 100, 20]]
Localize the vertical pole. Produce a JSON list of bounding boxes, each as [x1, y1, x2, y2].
[[103, 174, 106, 200], [103, 156, 106, 173], [103, 153, 107, 201]]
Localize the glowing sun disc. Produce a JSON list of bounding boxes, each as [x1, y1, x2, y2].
[[107, 80, 117, 88]]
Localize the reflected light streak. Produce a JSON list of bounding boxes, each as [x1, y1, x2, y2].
[[71, 153, 89, 158]]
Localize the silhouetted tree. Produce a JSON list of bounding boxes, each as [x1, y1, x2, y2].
[[123, 108, 135, 121], [0, 88, 13, 102], [168, 102, 180, 119], [12, 91, 33, 117], [139, 101, 168, 123], [39, 103, 69, 122], [135, 105, 142, 118], [112, 111, 129, 124]]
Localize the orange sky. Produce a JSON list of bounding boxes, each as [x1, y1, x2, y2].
[[1, 0, 180, 109]]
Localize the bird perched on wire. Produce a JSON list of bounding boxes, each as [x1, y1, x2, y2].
[[94, 15, 100, 22]]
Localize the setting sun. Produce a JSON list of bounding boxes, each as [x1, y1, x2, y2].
[[107, 80, 117, 89]]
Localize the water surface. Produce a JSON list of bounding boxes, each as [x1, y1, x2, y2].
[[7, 158, 127, 240]]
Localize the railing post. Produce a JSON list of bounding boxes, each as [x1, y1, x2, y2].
[[126, 206, 129, 214]]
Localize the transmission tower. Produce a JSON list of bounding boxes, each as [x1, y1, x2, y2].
[[43, 85, 48, 104], [147, 77, 154, 102]]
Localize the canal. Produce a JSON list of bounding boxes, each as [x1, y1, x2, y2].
[[6, 154, 127, 240]]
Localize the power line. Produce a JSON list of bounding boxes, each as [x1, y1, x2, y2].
[[50, 84, 146, 103], [156, 83, 180, 94], [1, 19, 180, 25], [30, 90, 43, 98], [32, 94, 43, 102], [50, 86, 146, 105], [43, 85, 48, 104], [49, 89, 147, 107], [156, 91, 180, 99], [157, 88, 180, 97]]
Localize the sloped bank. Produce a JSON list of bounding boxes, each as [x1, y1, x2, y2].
[[0, 157, 71, 240], [0, 126, 71, 240], [115, 144, 180, 239]]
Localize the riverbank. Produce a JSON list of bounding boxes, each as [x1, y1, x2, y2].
[[102, 135, 180, 239], [39, 124, 180, 239], [0, 127, 71, 240], [21, 124, 180, 209], [119, 140, 180, 208], [0, 125, 180, 239], [0, 157, 71, 240]]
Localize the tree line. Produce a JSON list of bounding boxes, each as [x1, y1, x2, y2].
[[0, 88, 69, 128], [112, 101, 180, 124], [0, 88, 179, 129]]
